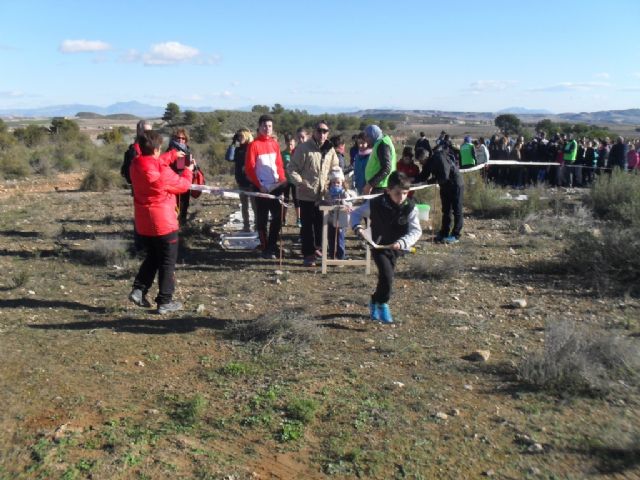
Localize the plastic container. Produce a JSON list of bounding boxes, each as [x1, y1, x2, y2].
[[219, 232, 260, 250], [416, 204, 430, 221]]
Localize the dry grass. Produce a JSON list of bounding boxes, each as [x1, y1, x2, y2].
[[519, 319, 640, 396], [224, 309, 322, 352]]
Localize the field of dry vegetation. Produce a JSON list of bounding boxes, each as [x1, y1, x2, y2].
[[0, 162, 639, 478]]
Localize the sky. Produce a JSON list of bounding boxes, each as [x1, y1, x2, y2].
[[2, 0, 640, 114]]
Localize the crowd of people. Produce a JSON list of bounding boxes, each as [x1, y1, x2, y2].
[[442, 131, 640, 188], [120, 117, 637, 320]]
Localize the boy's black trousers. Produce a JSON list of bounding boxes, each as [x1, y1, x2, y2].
[[372, 248, 401, 304]]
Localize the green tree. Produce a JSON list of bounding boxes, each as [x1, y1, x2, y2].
[[271, 103, 285, 115], [14, 124, 50, 147], [97, 126, 131, 145], [535, 119, 556, 137], [494, 114, 522, 136], [251, 105, 270, 114], [163, 102, 181, 123], [0, 119, 15, 149], [191, 115, 221, 143], [183, 110, 198, 125], [50, 117, 80, 136]]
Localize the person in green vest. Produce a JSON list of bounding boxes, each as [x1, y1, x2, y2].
[[459, 135, 476, 169], [563, 133, 579, 187], [363, 124, 397, 194]]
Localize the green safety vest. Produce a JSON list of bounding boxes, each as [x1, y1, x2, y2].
[[460, 143, 475, 167], [563, 140, 577, 163], [365, 135, 397, 188]]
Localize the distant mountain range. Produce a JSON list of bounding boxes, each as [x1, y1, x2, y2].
[[1, 102, 639, 125], [353, 108, 640, 125]]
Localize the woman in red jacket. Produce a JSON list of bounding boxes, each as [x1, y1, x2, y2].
[[128, 131, 193, 314]]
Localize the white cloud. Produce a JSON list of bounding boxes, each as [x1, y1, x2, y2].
[[59, 39, 111, 53], [468, 80, 516, 93], [594, 72, 610, 79], [0, 90, 26, 98], [143, 41, 199, 65], [529, 82, 611, 92], [120, 41, 220, 66], [633, 72, 640, 79]]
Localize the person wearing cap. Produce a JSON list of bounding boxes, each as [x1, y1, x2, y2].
[[288, 120, 340, 267], [362, 124, 397, 195], [459, 135, 476, 169]]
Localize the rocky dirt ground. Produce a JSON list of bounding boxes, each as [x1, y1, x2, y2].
[[0, 172, 638, 479]]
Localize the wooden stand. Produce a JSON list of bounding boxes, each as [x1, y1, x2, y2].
[[319, 205, 370, 275]]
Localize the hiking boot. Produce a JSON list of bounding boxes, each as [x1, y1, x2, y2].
[[128, 289, 151, 308], [303, 256, 317, 267], [369, 302, 380, 321], [157, 301, 183, 315], [443, 236, 459, 244], [434, 234, 445, 244], [378, 303, 393, 323]]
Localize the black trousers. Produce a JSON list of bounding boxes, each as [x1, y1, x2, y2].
[[255, 186, 284, 254], [440, 182, 464, 238], [133, 231, 179, 305], [178, 192, 190, 225], [299, 200, 323, 257], [372, 249, 400, 304]]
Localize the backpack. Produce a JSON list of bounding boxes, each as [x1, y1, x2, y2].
[[190, 165, 206, 199], [120, 143, 138, 184]]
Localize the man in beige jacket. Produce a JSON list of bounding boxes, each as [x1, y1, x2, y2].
[[287, 120, 340, 266]]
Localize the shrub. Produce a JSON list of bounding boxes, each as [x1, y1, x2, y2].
[[0, 145, 30, 178], [169, 393, 207, 428], [588, 169, 640, 226], [519, 320, 640, 395], [402, 252, 464, 281], [80, 162, 122, 191], [82, 237, 129, 266], [564, 225, 640, 295], [225, 309, 321, 351], [286, 397, 318, 424], [465, 179, 513, 218]]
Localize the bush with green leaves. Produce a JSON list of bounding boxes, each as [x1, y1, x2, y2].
[[80, 162, 122, 191], [0, 144, 30, 178], [465, 178, 513, 218], [587, 169, 640, 226]]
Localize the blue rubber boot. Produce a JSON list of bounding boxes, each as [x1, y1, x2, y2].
[[369, 302, 380, 321], [378, 303, 393, 323]]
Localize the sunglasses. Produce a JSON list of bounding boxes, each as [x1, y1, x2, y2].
[[316, 128, 329, 134]]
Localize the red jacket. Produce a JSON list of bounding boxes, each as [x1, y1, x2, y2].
[[244, 134, 285, 191], [130, 151, 193, 236]]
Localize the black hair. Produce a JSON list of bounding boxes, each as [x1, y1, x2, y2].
[[402, 146, 414, 157], [284, 133, 294, 143], [139, 131, 162, 156], [330, 135, 344, 148], [258, 114, 274, 125], [387, 171, 411, 190]]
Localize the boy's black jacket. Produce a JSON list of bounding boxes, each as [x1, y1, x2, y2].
[[370, 193, 415, 246]]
